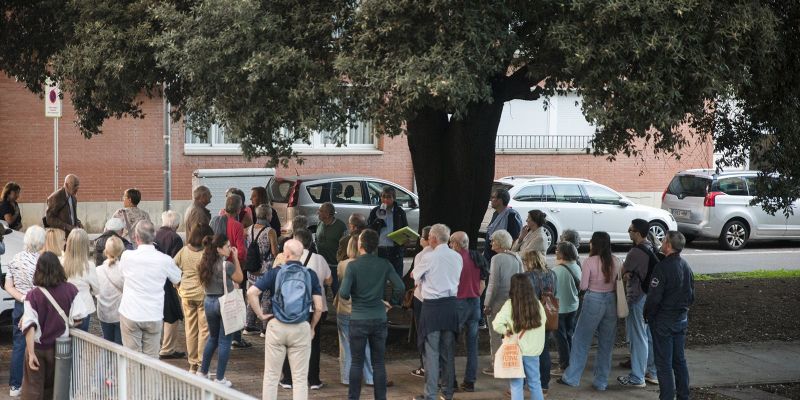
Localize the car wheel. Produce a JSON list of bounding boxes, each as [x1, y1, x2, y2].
[[648, 221, 668, 244], [543, 224, 557, 254], [719, 220, 749, 250]]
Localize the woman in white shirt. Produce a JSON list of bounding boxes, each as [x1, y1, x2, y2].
[[96, 236, 125, 344], [61, 228, 99, 332]]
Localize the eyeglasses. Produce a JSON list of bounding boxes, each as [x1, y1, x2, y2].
[[627, 228, 636, 233]]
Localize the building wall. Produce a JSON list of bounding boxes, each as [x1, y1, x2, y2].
[[0, 76, 713, 231]]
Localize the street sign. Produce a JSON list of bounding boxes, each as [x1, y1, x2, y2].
[[45, 81, 62, 118]]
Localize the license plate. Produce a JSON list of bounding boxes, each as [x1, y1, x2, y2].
[[672, 209, 690, 218]]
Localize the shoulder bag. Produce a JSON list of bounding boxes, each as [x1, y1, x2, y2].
[[533, 272, 559, 331], [39, 287, 75, 330], [615, 266, 629, 318], [219, 261, 247, 335]]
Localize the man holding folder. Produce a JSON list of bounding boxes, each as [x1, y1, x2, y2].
[[367, 186, 409, 278]]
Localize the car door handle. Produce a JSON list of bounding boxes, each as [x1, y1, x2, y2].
[[593, 210, 604, 214], [549, 209, 560, 213]]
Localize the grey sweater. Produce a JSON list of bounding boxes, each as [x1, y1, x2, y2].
[[485, 252, 523, 313]]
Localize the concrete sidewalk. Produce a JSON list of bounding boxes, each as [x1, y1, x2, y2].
[[165, 339, 800, 399]]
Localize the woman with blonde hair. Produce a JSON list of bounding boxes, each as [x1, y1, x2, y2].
[[61, 228, 99, 332], [42, 228, 65, 257], [522, 250, 558, 394], [96, 236, 125, 344]]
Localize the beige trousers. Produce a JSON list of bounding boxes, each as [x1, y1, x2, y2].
[[120, 315, 163, 358], [181, 298, 209, 368], [262, 319, 312, 400]]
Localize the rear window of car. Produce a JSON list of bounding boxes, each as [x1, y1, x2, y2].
[[267, 178, 296, 203], [513, 184, 556, 202], [667, 175, 710, 198]]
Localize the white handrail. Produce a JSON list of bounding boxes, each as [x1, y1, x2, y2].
[[69, 329, 256, 400]]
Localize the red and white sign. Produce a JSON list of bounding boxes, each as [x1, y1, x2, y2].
[[45, 81, 62, 118]]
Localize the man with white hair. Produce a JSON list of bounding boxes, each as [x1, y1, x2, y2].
[[248, 239, 324, 400], [154, 210, 186, 360], [45, 174, 83, 236], [94, 218, 133, 265], [118, 220, 182, 358], [413, 224, 463, 400]]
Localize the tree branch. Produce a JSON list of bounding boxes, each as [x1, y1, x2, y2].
[[498, 65, 545, 103]]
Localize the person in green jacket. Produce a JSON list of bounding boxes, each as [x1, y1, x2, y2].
[[492, 274, 547, 400]]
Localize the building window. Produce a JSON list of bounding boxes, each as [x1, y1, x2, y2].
[[184, 119, 377, 154], [495, 93, 596, 153]]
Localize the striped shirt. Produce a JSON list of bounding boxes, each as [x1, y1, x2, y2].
[[9, 251, 39, 298]]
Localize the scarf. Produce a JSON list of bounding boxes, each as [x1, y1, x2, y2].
[[486, 207, 522, 238]]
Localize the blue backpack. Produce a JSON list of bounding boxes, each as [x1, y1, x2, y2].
[[272, 263, 313, 324]]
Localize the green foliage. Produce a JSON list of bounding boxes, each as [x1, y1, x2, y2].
[[693, 269, 800, 281]]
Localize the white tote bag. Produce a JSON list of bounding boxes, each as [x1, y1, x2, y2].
[[219, 262, 246, 335], [616, 269, 629, 319], [493, 333, 526, 379]]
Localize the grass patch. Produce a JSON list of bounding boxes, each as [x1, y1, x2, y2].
[[694, 269, 800, 281]]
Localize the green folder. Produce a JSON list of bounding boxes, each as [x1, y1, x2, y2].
[[386, 226, 420, 245]]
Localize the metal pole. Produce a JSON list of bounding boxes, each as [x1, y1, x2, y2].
[[53, 336, 72, 400], [163, 83, 171, 211], [54, 118, 59, 192]]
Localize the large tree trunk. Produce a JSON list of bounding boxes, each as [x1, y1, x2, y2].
[[407, 100, 505, 249]]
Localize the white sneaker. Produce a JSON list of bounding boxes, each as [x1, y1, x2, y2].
[[214, 378, 232, 388], [260, 332, 265, 338], [195, 371, 208, 378], [9, 386, 21, 397]]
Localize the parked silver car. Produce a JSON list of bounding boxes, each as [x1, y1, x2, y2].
[[661, 169, 800, 250], [266, 174, 420, 234], [483, 176, 678, 251]]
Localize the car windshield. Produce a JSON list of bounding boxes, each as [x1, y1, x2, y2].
[[667, 175, 710, 198]]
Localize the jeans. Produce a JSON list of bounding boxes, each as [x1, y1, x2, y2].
[[349, 319, 388, 400], [626, 295, 656, 383], [509, 355, 545, 400], [562, 291, 617, 390], [201, 295, 233, 380], [282, 312, 326, 385], [539, 333, 551, 390], [100, 321, 123, 345], [554, 311, 577, 369], [338, 314, 374, 385], [456, 298, 480, 384], [10, 301, 25, 388], [76, 314, 92, 332], [423, 330, 456, 400], [651, 317, 690, 400]]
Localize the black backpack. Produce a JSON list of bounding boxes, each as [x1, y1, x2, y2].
[[636, 243, 663, 293], [244, 226, 268, 273]]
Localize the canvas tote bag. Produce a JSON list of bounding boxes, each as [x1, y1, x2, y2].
[[616, 268, 629, 318], [493, 331, 527, 379], [219, 261, 246, 335]]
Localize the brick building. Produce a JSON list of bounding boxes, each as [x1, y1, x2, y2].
[[0, 75, 713, 232]]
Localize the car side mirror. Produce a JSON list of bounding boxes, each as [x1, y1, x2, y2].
[[619, 199, 633, 207]]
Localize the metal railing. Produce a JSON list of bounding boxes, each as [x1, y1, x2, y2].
[[495, 135, 594, 151], [69, 329, 256, 400]]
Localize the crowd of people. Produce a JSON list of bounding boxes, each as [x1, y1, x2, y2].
[[0, 176, 695, 400]]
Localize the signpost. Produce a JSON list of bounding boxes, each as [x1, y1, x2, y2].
[[45, 80, 62, 191]]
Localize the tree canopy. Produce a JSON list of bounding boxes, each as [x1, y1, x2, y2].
[[2, 0, 798, 227]]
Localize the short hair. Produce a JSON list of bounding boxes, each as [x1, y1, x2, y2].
[[24, 225, 46, 253], [348, 213, 367, 230], [493, 189, 511, 206], [320, 202, 335, 216], [226, 187, 246, 203], [631, 219, 650, 237], [134, 220, 156, 244], [490, 229, 513, 250], [450, 231, 469, 249], [358, 229, 379, 254], [293, 229, 313, 249], [420, 226, 432, 241], [284, 239, 304, 258], [125, 188, 142, 206], [292, 215, 308, 232], [380, 186, 396, 200], [556, 241, 578, 262], [2, 181, 20, 202], [665, 231, 686, 252], [528, 209, 547, 227], [105, 217, 125, 232], [193, 185, 210, 200], [521, 250, 548, 272], [224, 194, 243, 214], [429, 223, 451, 244], [188, 223, 214, 247], [255, 204, 272, 220], [104, 236, 125, 264], [560, 229, 580, 247], [33, 252, 67, 288], [251, 186, 268, 205], [161, 210, 181, 230]]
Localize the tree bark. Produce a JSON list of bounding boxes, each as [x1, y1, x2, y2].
[[407, 99, 505, 249]]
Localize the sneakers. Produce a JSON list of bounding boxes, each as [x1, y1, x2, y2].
[[410, 367, 425, 378], [550, 366, 564, 376], [242, 328, 260, 335], [310, 382, 324, 390], [214, 378, 232, 388], [9, 386, 21, 397], [231, 339, 252, 348], [460, 382, 475, 392], [481, 367, 494, 377], [195, 371, 208, 378], [617, 376, 646, 388], [279, 381, 293, 389], [645, 373, 660, 385], [260, 332, 265, 338], [478, 320, 488, 330]]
